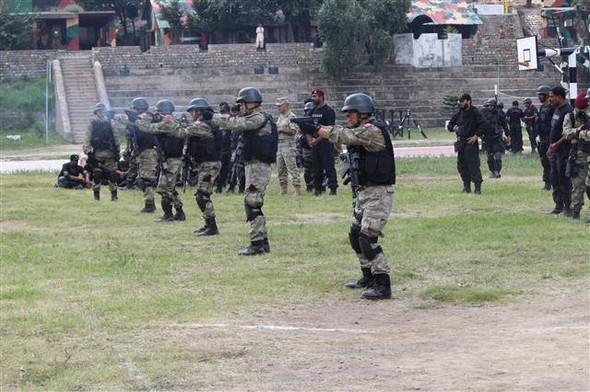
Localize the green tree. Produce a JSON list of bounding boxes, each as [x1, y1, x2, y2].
[[158, 0, 186, 44], [0, 13, 35, 50], [317, 0, 410, 80], [77, 0, 141, 36]]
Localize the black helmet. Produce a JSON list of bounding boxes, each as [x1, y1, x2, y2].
[[484, 98, 497, 107], [341, 93, 374, 114], [523, 97, 532, 104], [155, 99, 175, 114], [93, 102, 108, 113], [236, 87, 262, 103], [131, 97, 149, 112], [536, 85, 551, 95], [303, 101, 316, 111], [186, 97, 210, 112], [497, 101, 504, 110]]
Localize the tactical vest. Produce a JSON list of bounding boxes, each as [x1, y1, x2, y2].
[[187, 120, 222, 164], [536, 105, 553, 141], [158, 134, 185, 158], [348, 120, 396, 186], [571, 112, 590, 153], [242, 112, 278, 164], [90, 120, 114, 150], [134, 128, 157, 152]]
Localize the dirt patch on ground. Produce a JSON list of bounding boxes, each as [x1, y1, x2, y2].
[[165, 281, 589, 390]]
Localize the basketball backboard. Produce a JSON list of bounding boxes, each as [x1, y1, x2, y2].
[[517, 36, 538, 71]]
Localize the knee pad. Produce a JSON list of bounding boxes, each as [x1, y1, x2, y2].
[[195, 190, 210, 212], [244, 200, 263, 222], [349, 224, 362, 254], [358, 233, 382, 261]]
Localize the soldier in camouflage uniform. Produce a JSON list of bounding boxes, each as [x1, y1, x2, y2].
[[275, 97, 301, 195], [169, 97, 222, 235], [318, 93, 396, 300], [562, 90, 590, 221], [130, 102, 162, 213], [120, 98, 151, 189], [212, 87, 278, 255], [147, 100, 187, 222], [299, 100, 316, 192], [83, 103, 120, 202]]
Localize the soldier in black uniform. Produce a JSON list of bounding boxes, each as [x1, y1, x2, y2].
[[522, 97, 538, 153], [447, 94, 492, 194], [506, 100, 525, 154], [57, 154, 89, 189], [83, 103, 120, 201], [546, 85, 574, 216], [535, 85, 554, 190], [481, 99, 508, 178], [309, 88, 338, 196]]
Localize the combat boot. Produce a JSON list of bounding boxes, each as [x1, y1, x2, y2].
[[345, 268, 373, 289], [280, 184, 288, 195], [462, 182, 471, 194], [361, 274, 392, 300], [306, 185, 313, 193], [155, 198, 173, 221], [140, 200, 156, 213], [571, 211, 580, 220], [173, 207, 186, 221], [111, 190, 118, 202], [93, 190, 100, 201], [197, 217, 219, 236], [262, 238, 271, 253], [238, 240, 266, 256], [474, 183, 482, 195]]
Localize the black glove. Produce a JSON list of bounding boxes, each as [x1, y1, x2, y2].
[[202, 109, 214, 121]]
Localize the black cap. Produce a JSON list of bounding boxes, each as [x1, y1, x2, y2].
[[70, 154, 79, 161], [459, 93, 472, 102]]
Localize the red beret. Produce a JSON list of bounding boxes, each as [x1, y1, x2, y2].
[[311, 88, 324, 97], [575, 92, 588, 110]]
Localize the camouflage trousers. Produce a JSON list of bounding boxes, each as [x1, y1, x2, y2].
[[571, 152, 590, 213], [157, 157, 183, 209], [126, 154, 138, 182], [91, 149, 117, 192], [138, 148, 159, 203], [244, 160, 272, 242], [301, 147, 313, 189], [352, 185, 394, 275], [276, 141, 301, 189], [195, 161, 221, 220]]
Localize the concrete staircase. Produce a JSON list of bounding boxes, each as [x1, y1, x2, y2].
[[59, 54, 99, 142]]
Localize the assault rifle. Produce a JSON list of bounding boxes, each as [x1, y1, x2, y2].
[[291, 116, 320, 137], [340, 150, 361, 201], [124, 110, 141, 158]]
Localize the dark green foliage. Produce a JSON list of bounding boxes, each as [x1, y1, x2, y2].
[[441, 95, 459, 118], [0, 13, 35, 50]]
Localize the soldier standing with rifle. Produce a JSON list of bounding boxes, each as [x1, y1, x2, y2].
[[83, 103, 120, 202], [212, 87, 278, 255], [318, 93, 396, 300], [155, 97, 222, 234], [149, 99, 187, 222]]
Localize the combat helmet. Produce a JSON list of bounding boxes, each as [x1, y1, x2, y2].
[[155, 99, 175, 115], [131, 97, 149, 112], [93, 102, 108, 113], [187, 97, 211, 112], [484, 98, 497, 107], [341, 93, 374, 114], [536, 85, 551, 95], [523, 97, 532, 104], [236, 87, 263, 104]]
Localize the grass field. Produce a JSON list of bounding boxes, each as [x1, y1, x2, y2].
[[1, 153, 588, 390]]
